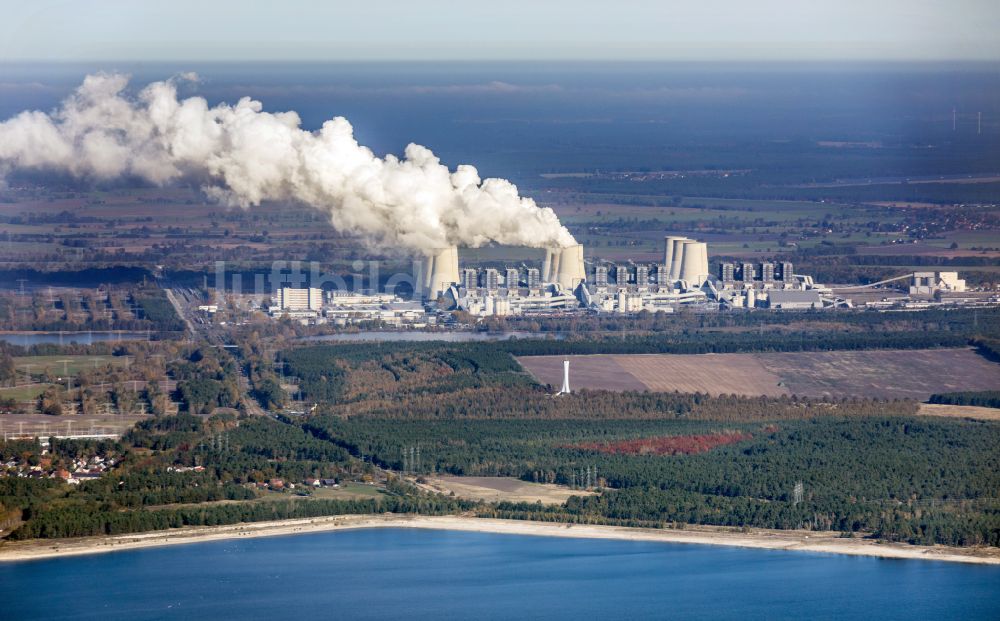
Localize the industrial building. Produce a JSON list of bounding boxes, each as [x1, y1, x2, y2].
[[267, 288, 435, 327], [256, 229, 993, 329], [910, 272, 966, 295], [848, 271, 993, 310], [276, 287, 323, 313], [717, 261, 795, 285], [431, 234, 847, 317], [766, 290, 823, 310], [269, 232, 992, 326]]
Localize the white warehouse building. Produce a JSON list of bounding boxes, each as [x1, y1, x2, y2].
[[278, 287, 323, 311]]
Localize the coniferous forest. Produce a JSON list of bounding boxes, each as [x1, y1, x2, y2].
[[2, 339, 998, 549]]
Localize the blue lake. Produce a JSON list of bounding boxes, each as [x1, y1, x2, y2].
[[2, 528, 998, 620]]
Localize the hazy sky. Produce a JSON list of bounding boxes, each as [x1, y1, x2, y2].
[[1, 0, 998, 62]]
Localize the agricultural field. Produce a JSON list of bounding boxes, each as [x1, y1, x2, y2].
[[0, 187, 389, 274], [918, 403, 1000, 421], [0, 383, 52, 402], [0, 284, 183, 334], [307, 483, 385, 500], [419, 475, 593, 505], [0, 410, 151, 438], [517, 348, 1000, 400], [12, 355, 124, 379]]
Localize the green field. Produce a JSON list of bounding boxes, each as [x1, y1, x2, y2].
[[0, 383, 53, 401], [254, 482, 385, 502], [12, 355, 125, 378], [309, 483, 385, 499]]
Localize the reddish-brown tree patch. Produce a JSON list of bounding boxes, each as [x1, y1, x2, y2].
[[568, 432, 752, 456]]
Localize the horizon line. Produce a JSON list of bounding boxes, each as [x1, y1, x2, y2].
[[2, 58, 999, 66]]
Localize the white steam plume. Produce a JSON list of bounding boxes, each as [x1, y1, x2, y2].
[[0, 73, 576, 253]]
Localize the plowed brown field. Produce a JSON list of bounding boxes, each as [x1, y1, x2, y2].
[[517, 348, 1000, 400]]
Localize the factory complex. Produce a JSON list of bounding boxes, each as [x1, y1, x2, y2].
[[450, 237, 846, 317], [262, 235, 993, 325]]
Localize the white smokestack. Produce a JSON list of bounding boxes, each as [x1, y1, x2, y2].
[[0, 73, 577, 255], [558, 359, 571, 395]]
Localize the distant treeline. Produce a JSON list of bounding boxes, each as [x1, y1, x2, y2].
[[9, 496, 472, 540], [972, 337, 1000, 363], [285, 322, 997, 382], [820, 255, 1000, 268], [929, 391, 1000, 409], [499, 306, 1000, 336], [0, 266, 153, 288], [540, 172, 1000, 205], [497, 331, 970, 357]]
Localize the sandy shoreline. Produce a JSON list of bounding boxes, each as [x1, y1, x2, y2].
[[1, 515, 998, 565]]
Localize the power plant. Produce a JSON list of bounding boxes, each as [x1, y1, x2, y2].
[[263, 231, 990, 326], [444, 234, 846, 317], [421, 247, 460, 300], [542, 244, 587, 291]]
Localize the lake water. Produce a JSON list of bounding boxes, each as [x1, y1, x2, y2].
[[0, 332, 150, 346], [304, 331, 566, 343], [2, 529, 997, 620]]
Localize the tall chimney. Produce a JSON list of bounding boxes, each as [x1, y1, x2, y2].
[[559, 359, 571, 394]]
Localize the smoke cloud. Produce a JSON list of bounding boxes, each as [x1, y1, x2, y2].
[[0, 73, 576, 253]]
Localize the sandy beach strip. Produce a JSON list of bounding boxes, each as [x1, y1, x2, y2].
[[1, 514, 998, 565]]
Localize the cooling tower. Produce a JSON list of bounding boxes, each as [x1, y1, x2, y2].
[[669, 239, 692, 281], [663, 236, 688, 279], [693, 242, 709, 280], [542, 248, 558, 283], [554, 244, 586, 290], [678, 241, 709, 286], [423, 246, 459, 298]]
